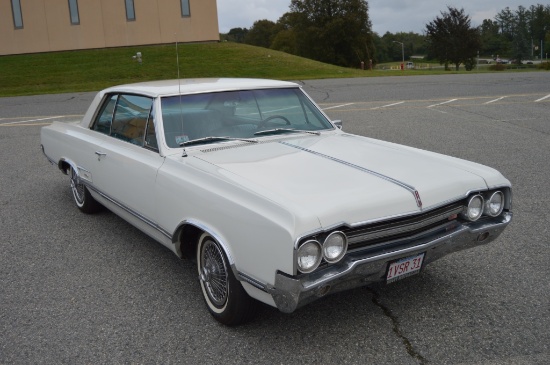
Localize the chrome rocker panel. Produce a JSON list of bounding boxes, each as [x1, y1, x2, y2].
[[269, 212, 512, 313]]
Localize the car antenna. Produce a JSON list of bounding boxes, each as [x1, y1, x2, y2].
[[176, 35, 187, 157]]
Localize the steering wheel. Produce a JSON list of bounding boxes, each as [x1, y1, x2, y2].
[[258, 115, 291, 128]]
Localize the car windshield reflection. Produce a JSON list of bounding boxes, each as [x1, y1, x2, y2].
[[161, 88, 333, 148]]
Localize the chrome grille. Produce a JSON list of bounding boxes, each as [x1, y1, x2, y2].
[[343, 201, 465, 251]]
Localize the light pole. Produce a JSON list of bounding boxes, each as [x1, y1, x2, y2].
[[393, 41, 404, 70]]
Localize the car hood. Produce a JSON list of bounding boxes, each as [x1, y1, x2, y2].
[[190, 133, 509, 227]]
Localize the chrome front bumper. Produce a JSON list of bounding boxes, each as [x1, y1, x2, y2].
[[268, 212, 512, 313]]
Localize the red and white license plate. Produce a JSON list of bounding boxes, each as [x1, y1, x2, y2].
[[386, 253, 425, 283]]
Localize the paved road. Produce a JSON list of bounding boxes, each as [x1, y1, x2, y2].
[[1, 73, 549, 364]]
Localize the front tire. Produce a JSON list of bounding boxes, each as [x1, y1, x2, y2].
[[69, 166, 101, 214], [197, 233, 255, 325]]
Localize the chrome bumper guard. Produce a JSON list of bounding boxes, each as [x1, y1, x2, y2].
[[268, 212, 512, 313]]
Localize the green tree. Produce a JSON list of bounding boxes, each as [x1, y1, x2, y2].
[[425, 7, 481, 71], [528, 4, 550, 60], [511, 6, 530, 63], [487, 4, 550, 60], [283, 0, 375, 67], [480, 19, 503, 58], [244, 20, 277, 48], [270, 12, 299, 54], [224, 28, 248, 43]]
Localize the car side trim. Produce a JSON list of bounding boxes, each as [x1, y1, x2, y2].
[[280, 141, 423, 208], [84, 183, 173, 240], [237, 271, 269, 292]]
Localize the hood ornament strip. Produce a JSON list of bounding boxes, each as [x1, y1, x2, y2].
[[280, 141, 423, 209]]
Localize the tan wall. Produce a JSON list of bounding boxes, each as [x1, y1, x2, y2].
[[0, 0, 219, 55]]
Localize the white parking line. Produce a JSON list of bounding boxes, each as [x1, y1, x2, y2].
[[427, 99, 457, 108], [322, 103, 355, 110], [484, 96, 507, 104], [535, 94, 550, 102], [0, 116, 62, 125], [372, 101, 405, 110]]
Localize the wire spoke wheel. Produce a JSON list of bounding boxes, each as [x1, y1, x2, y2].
[[196, 233, 256, 325], [70, 167, 85, 206], [68, 165, 100, 213], [200, 239, 229, 308]]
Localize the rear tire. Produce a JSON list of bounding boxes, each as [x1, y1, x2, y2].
[[197, 233, 255, 325], [69, 166, 101, 214]]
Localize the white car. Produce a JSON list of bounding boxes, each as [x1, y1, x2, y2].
[[41, 79, 513, 325]]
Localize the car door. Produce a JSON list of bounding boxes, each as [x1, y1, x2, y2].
[[89, 93, 165, 224]]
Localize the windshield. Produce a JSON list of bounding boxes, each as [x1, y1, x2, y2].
[[160, 88, 333, 148]]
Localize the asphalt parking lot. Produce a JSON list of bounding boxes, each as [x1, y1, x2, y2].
[[1, 73, 549, 364]]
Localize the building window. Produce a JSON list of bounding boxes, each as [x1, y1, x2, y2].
[[68, 0, 80, 25], [11, 0, 24, 29], [125, 0, 136, 21], [181, 0, 190, 17]]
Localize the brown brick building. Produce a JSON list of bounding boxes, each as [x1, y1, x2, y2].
[[1, 0, 219, 55]]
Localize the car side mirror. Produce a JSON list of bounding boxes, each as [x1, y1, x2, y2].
[[333, 120, 343, 129]]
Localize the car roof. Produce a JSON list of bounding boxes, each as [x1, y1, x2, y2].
[[101, 78, 300, 97]]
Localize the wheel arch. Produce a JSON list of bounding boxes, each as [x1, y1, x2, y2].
[[173, 220, 236, 268], [58, 157, 76, 175]]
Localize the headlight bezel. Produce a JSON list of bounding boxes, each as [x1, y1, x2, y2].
[[322, 231, 348, 264], [485, 191, 504, 217], [462, 189, 509, 221], [296, 239, 323, 274], [296, 231, 349, 274], [463, 194, 484, 221]]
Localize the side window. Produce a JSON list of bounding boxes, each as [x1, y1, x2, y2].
[[110, 94, 154, 146], [93, 94, 154, 147], [93, 94, 118, 135], [144, 108, 158, 151]]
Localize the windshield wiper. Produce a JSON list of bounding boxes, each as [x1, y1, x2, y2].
[[253, 128, 321, 136], [180, 136, 257, 147]]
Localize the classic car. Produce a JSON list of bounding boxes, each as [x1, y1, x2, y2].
[[41, 78, 513, 325]]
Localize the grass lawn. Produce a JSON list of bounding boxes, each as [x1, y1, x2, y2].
[[0, 42, 544, 97]]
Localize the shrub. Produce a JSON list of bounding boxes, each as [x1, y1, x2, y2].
[[538, 62, 550, 70], [464, 58, 475, 71], [489, 64, 506, 71]]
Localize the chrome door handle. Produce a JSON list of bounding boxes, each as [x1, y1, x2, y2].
[[95, 151, 107, 160]]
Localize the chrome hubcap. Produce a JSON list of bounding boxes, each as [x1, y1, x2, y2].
[[200, 240, 228, 307], [70, 168, 85, 204]]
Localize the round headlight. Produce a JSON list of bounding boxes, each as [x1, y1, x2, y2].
[[485, 191, 504, 216], [322, 231, 348, 263], [464, 195, 484, 221], [297, 240, 322, 273]]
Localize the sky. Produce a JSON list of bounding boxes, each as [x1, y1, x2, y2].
[[216, 1, 537, 35]]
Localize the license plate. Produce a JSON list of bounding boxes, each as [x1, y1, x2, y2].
[[386, 253, 425, 283]]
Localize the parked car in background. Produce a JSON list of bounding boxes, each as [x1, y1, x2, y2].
[[41, 79, 513, 325]]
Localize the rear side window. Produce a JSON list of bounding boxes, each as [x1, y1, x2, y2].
[[92, 94, 155, 147], [93, 94, 118, 135]]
